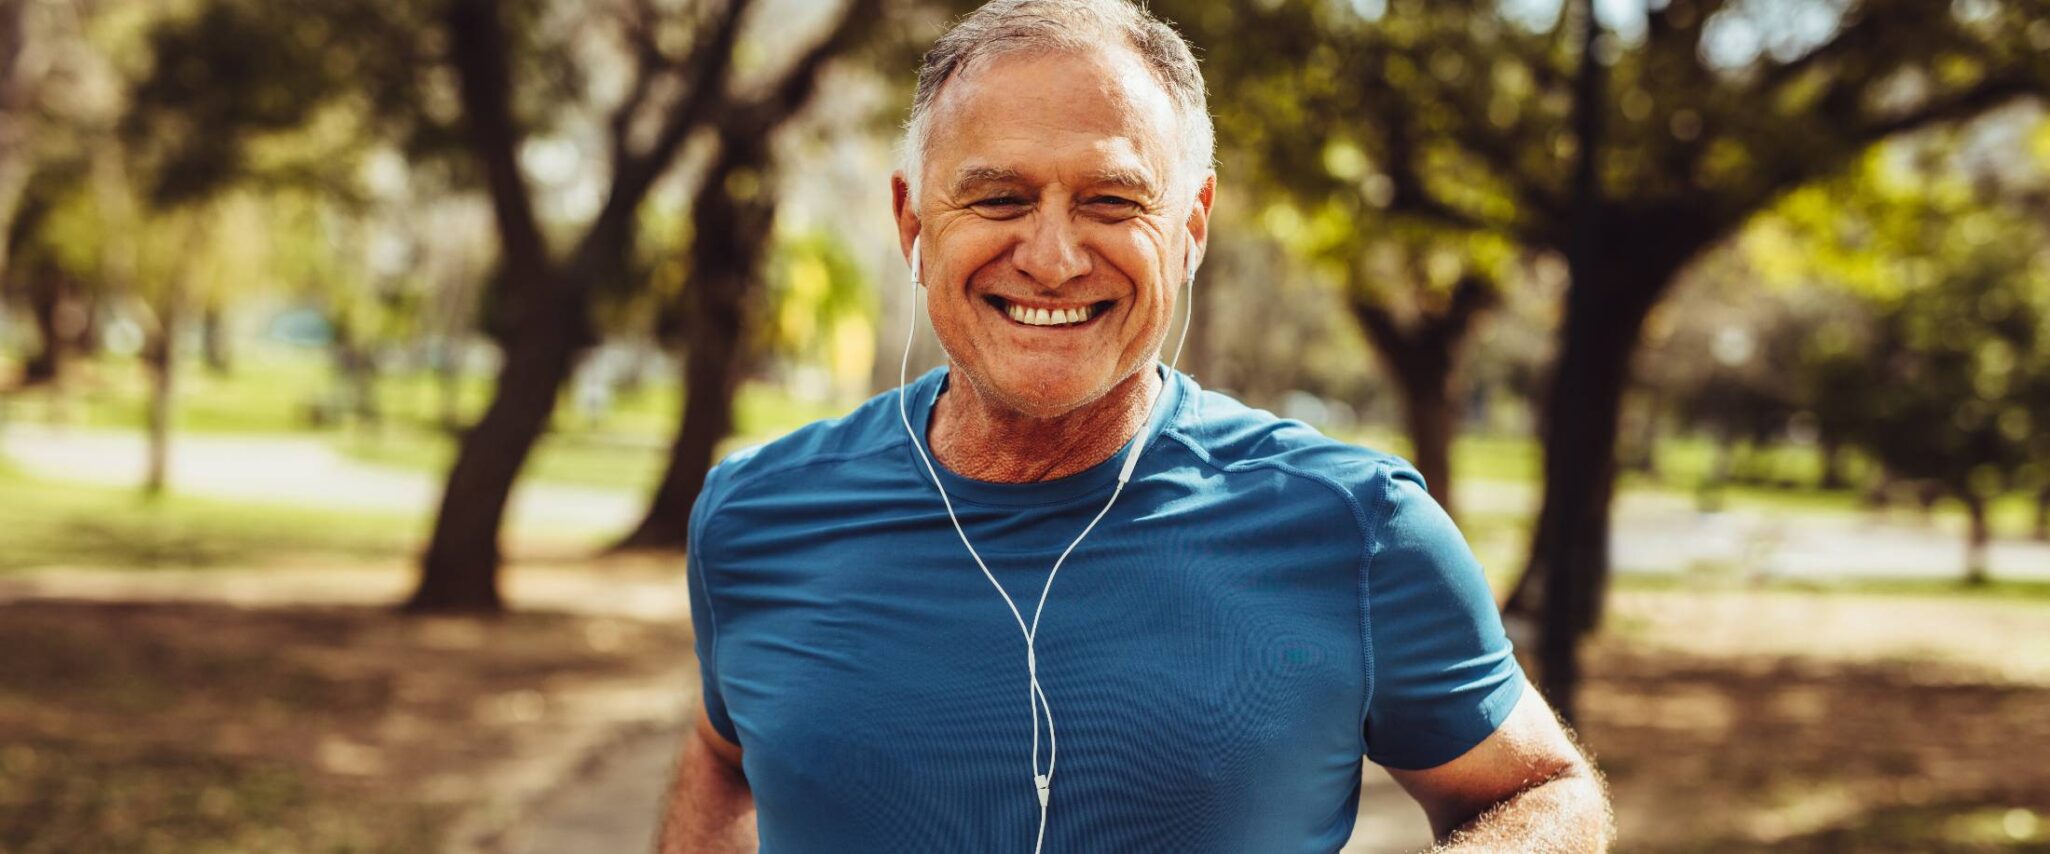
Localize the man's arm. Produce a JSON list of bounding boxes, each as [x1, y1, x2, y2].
[[657, 706, 755, 854], [1386, 682, 1613, 852]]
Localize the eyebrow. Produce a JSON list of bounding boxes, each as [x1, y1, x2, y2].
[[1079, 167, 1160, 195], [949, 166, 1026, 197], [946, 165, 1164, 199]]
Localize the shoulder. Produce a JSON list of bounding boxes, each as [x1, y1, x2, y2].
[[1160, 380, 1429, 528]]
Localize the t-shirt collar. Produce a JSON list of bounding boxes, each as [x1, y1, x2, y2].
[[903, 363, 1186, 508]]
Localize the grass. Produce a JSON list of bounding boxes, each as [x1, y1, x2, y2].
[[5, 349, 846, 492], [9, 349, 2043, 545], [337, 429, 670, 494], [1344, 429, 2045, 541], [0, 461, 423, 573], [332, 384, 843, 493]]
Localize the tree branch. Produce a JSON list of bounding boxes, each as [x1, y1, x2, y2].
[[729, 0, 884, 135], [1857, 74, 2039, 140], [1348, 294, 1420, 382], [446, 0, 547, 274], [606, 0, 671, 170], [1395, 40, 1566, 228], [1717, 74, 2040, 235], [606, 0, 755, 217], [1440, 272, 1499, 341], [1367, 78, 1490, 233]]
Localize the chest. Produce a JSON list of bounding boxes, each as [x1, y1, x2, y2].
[[704, 497, 1369, 849]]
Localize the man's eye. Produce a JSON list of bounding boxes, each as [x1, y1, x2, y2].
[[972, 197, 1028, 211], [1088, 196, 1142, 212]]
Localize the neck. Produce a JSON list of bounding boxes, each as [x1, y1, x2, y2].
[[929, 366, 1164, 483]]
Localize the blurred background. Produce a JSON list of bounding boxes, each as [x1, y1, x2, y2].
[[1, 0, 2048, 850]]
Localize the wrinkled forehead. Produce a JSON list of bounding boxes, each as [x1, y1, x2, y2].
[[921, 45, 1185, 195]]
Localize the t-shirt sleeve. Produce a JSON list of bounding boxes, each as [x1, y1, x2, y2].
[[1361, 465, 1525, 770], [687, 461, 740, 745]]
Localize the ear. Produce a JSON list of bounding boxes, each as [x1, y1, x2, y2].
[[1184, 172, 1216, 276], [892, 171, 921, 275]]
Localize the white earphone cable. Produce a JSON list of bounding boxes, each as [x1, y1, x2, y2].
[[896, 237, 1197, 853]]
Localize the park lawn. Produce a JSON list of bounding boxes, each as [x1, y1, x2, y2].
[[0, 600, 692, 854], [4, 352, 337, 435], [5, 349, 841, 440], [1351, 430, 2042, 541], [0, 463, 425, 573], [336, 428, 673, 495], [330, 382, 851, 492]]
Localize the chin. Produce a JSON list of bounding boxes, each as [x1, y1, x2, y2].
[[970, 363, 1117, 420]]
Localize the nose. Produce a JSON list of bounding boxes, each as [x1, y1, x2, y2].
[[1011, 212, 1091, 289]]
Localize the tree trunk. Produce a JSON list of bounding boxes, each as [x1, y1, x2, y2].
[[21, 266, 62, 386], [143, 288, 182, 498], [1622, 390, 1659, 479], [1505, 266, 1657, 721], [2032, 485, 2047, 542], [1396, 364, 1457, 520], [615, 139, 776, 552], [408, 0, 589, 613], [437, 337, 465, 434], [1347, 274, 1494, 523], [331, 315, 381, 428], [1698, 424, 1734, 513], [1818, 434, 1848, 491], [407, 283, 580, 612], [201, 301, 232, 375], [1962, 491, 1990, 586], [1514, 0, 1610, 724], [0, 0, 35, 292]]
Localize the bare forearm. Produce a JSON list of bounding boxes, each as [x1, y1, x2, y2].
[[1431, 768, 1612, 853], [657, 729, 756, 854]]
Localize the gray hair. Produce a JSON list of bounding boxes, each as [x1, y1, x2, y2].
[[901, 0, 1215, 207]]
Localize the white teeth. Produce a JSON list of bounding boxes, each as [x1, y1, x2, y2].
[[1004, 301, 1096, 327]]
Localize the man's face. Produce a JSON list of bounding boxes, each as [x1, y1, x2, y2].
[[895, 47, 1213, 419]]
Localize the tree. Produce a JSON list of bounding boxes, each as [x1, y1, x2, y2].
[[613, 0, 885, 551], [1183, 5, 1520, 518], [1756, 147, 2050, 583], [0, 0, 47, 287], [402, 0, 765, 609], [1340, 236, 1507, 519], [1170, 0, 2050, 718]]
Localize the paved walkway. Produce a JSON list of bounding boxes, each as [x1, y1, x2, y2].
[[0, 424, 643, 535]]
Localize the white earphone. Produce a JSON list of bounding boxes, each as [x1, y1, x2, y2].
[[895, 233, 1199, 853]]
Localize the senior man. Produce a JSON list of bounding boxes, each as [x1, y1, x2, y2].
[[661, 1, 1610, 851]]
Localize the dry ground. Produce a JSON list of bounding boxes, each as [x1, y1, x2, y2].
[[1584, 588, 2050, 852], [0, 586, 2045, 852], [0, 600, 692, 854]]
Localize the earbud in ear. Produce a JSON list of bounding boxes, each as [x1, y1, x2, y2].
[[910, 236, 922, 285], [1184, 240, 1200, 285]]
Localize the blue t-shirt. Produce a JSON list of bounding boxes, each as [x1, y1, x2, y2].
[[688, 366, 1523, 853]]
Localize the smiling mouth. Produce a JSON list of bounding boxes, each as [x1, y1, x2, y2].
[[985, 296, 1117, 328]]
